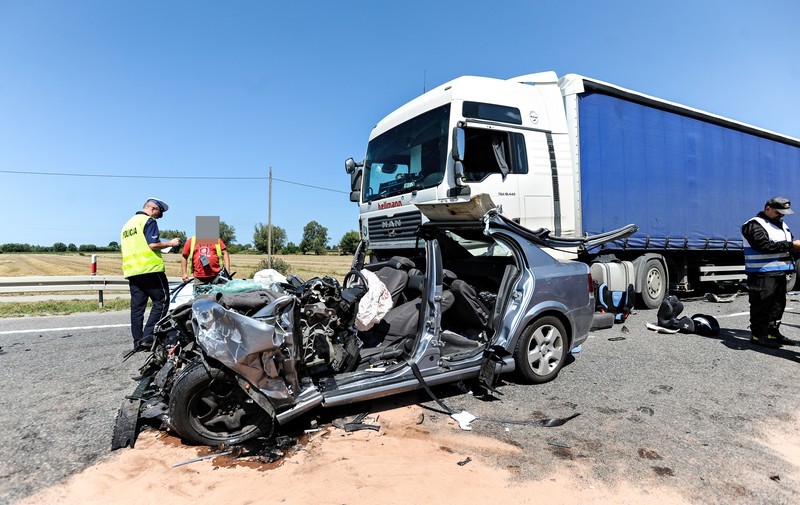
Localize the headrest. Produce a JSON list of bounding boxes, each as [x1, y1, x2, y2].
[[387, 256, 415, 271]]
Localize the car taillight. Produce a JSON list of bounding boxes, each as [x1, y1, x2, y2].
[[587, 272, 594, 295]]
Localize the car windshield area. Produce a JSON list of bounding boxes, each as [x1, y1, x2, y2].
[[363, 104, 450, 202]]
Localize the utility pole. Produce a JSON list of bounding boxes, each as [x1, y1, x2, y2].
[[268, 166, 273, 268]]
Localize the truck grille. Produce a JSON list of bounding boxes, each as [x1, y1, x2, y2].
[[367, 210, 422, 244]]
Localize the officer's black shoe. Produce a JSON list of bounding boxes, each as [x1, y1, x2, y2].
[[750, 335, 782, 349], [767, 326, 795, 345]]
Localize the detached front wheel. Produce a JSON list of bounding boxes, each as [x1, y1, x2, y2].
[[169, 360, 274, 446], [513, 316, 568, 384]]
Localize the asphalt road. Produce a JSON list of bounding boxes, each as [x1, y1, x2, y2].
[[1, 294, 799, 504]]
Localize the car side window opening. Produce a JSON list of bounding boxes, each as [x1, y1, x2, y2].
[[461, 127, 528, 182]]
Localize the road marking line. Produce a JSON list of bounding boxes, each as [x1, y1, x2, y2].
[[717, 312, 749, 319], [0, 324, 128, 335]]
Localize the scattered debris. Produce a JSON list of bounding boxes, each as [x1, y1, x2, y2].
[[451, 411, 477, 431], [477, 412, 581, 428], [172, 449, 235, 468], [332, 411, 381, 433], [646, 323, 680, 334], [457, 456, 472, 466], [706, 292, 737, 303], [620, 325, 630, 334], [608, 336, 626, 341], [415, 413, 425, 425], [537, 413, 581, 427], [770, 474, 781, 482], [547, 440, 571, 448]]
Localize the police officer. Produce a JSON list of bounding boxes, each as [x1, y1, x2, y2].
[[121, 198, 180, 351], [741, 197, 800, 348]]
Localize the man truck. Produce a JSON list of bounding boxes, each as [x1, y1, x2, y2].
[[345, 71, 800, 308]]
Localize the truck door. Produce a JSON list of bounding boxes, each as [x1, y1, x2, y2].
[[460, 126, 526, 219], [519, 131, 560, 233]]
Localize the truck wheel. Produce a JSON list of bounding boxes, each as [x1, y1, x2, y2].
[[513, 316, 567, 384], [787, 260, 800, 292], [638, 258, 666, 309], [169, 360, 274, 446]]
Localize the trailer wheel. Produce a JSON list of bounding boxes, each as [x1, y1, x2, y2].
[[638, 258, 666, 309], [169, 360, 274, 446]]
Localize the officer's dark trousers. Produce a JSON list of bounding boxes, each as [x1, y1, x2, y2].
[[128, 271, 170, 346], [747, 273, 786, 337]]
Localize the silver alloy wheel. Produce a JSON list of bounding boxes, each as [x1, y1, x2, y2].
[[527, 322, 564, 375]]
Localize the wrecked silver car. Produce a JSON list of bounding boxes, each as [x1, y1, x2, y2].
[[113, 210, 635, 448]]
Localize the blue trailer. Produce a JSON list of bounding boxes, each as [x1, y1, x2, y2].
[[564, 75, 800, 304]]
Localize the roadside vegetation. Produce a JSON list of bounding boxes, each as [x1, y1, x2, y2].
[[0, 298, 131, 318], [0, 219, 359, 318]]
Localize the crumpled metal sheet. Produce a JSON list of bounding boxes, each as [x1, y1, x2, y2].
[[192, 297, 298, 403]]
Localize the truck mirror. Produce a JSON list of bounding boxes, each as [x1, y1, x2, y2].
[[349, 170, 362, 202], [345, 157, 357, 174], [452, 126, 466, 162], [454, 160, 465, 184]]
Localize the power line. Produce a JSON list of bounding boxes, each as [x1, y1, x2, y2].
[[0, 169, 349, 194]]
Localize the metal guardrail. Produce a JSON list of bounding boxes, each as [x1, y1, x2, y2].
[[0, 275, 182, 307]]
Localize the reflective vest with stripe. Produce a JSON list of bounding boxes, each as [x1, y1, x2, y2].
[[121, 214, 165, 278], [188, 237, 223, 269], [742, 216, 794, 274]]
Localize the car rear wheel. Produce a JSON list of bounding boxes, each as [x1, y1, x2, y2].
[[513, 316, 567, 384], [169, 360, 274, 446]]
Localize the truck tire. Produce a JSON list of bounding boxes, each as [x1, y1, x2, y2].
[[638, 258, 666, 309], [787, 259, 800, 292], [169, 360, 274, 446]]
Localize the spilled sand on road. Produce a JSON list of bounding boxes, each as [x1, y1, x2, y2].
[[18, 404, 691, 505]]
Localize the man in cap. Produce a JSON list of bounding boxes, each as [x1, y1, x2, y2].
[[120, 198, 181, 351], [741, 197, 800, 348]]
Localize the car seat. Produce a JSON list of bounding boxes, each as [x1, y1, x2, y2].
[[373, 256, 416, 307]]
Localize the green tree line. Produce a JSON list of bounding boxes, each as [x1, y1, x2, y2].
[[1, 220, 361, 255]]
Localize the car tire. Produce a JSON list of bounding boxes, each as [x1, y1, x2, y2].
[[638, 258, 666, 309], [513, 316, 568, 384], [169, 360, 274, 446]]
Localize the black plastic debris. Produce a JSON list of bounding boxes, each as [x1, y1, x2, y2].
[[457, 457, 472, 466], [478, 412, 580, 428], [332, 411, 381, 433]]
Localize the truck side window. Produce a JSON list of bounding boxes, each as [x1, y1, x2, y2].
[[462, 128, 527, 181]]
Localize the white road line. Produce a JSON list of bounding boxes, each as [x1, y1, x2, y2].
[[0, 324, 129, 335], [716, 312, 749, 319]]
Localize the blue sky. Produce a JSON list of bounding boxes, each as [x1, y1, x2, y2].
[[1, 0, 798, 248]]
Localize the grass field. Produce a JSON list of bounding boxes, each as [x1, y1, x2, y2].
[[0, 252, 354, 280], [0, 252, 355, 316]]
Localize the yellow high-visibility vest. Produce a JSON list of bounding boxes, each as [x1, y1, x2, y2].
[[121, 214, 165, 278]]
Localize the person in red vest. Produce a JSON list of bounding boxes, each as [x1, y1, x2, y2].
[[180, 236, 231, 290]]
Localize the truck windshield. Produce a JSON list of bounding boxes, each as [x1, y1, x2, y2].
[[363, 104, 450, 202]]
